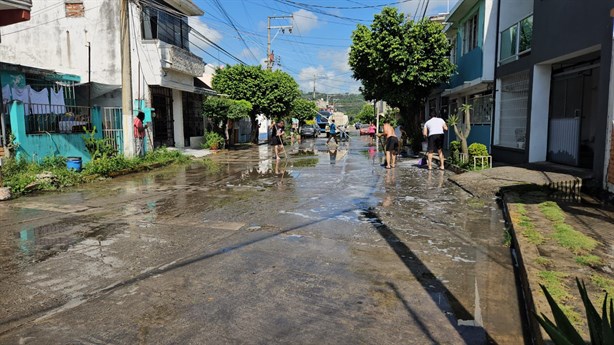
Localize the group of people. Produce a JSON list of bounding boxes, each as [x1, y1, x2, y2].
[[377, 112, 448, 171], [268, 112, 448, 170]]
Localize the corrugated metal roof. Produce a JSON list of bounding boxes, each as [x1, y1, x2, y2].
[[0, 0, 32, 11]]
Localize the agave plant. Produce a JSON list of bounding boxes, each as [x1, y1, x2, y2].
[[536, 278, 614, 345]]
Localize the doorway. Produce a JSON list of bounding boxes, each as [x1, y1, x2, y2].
[[150, 86, 174, 148], [548, 58, 600, 168]]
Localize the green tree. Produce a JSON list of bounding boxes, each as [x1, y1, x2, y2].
[[290, 98, 317, 124], [212, 65, 299, 143], [349, 7, 454, 122], [355, 103, 375, 124], [202, 96, 252, 146]]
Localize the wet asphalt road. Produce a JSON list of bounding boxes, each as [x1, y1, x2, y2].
[[0, 133, 525, 344]]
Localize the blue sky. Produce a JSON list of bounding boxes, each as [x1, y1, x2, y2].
[[189, 0, 460, 94]]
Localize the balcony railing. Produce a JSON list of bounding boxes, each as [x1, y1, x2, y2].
[[25, 104, 91, 134]]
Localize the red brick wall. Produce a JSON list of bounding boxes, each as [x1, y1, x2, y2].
[[65, 2, 84, 18]]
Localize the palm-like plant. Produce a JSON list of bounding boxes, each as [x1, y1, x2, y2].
[[447, 104, 472, 155], [536, 278, 614, 345]]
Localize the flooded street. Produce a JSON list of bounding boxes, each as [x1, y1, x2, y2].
[[0, 135, 525, 344]]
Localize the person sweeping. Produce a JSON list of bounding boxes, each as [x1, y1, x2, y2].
[[271, 120, 286, 160]]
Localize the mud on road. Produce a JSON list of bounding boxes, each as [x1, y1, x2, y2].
[[0, 136, 525, 344]]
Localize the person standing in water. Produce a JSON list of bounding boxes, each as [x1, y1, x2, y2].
[[423, 112, 448, 170]]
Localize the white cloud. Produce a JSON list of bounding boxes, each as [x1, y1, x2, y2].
[[296, 65, 360, 94], [188, 17, 222, 55], [398, 0, 458, 19], [292, 9, 319, 34], [240, 47, 262, 60], [318, 49, 351, 73]]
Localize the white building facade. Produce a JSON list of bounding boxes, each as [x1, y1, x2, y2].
[[0, 0, 207, 149]]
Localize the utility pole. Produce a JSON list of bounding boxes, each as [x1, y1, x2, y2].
[[120, 0, 134, 157], [267, 15, 293, 70], [313, 75, 316, 100]]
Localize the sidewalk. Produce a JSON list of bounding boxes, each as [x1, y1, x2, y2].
[[448, 163, 614, 344], [168, 147, 212, 158]]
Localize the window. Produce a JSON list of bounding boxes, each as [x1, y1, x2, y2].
[[467, 93, 493, 125], [449, 39, 457, 65], [499, 15, 533, 64], [495, 71, 530, 149], [463, 13, 478, 54], [141, 3, 190, 50]]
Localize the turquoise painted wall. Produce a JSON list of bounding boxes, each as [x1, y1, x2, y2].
[[10, 102, 102, 164], [450, 1, 485, 88]]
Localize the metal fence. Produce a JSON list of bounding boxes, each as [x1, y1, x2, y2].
[[25, 104, 91, 134], [102, 107, 123, 154]]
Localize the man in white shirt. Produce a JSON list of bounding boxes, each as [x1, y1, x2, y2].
[[422, 113, 448, 170]]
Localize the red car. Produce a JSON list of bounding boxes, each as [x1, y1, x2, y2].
[[359, 124, 371, 135]]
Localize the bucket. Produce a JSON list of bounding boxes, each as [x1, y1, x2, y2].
[[66, 157, 82, 172]]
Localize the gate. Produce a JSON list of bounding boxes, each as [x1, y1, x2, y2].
[[102, 107, 124, 154]]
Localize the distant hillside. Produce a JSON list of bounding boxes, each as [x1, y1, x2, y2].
[[301, 93, 366, 118]]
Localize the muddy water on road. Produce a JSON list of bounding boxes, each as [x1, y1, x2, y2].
[[0, 136, 524, 344]]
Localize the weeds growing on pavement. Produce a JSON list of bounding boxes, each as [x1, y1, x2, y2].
[[538, 270, 582, 326], [512, 204, 545, 245], [574, 255, 601, 267], [538, 201, 566, 223], [552, 223, 598, 255], [293, 158, 318, 167], [1, 148, 190, 198], [535, 256, 553, 268]]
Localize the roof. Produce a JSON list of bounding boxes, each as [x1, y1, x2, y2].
[[0, 0, 32, 11], [164, 0, 203, 16], [445, 0, 480, 25]]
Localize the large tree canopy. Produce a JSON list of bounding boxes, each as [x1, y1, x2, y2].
[[349, 7, 454, 114], [290, 98, 318, 124], [212, 65, 300, 142]]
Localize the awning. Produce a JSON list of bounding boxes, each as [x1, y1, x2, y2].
[[74, 82, 121, 103]]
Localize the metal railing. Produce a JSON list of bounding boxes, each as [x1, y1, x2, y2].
[[25, 104, 91, 134], [102, 107, 123, 153]]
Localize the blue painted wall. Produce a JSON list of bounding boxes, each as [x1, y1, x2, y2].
[[10, 102, 102, 163], [449, 1, 485, 88], [447, 124, 492, 153]]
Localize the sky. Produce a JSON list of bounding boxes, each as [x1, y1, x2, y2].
[[189, 0, 460, 95]]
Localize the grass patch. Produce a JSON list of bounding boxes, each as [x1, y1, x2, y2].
[[510, 204, 545, 245], [503, 229, 512, 247], [290, 150, 316, 156], [467, 198, 485, 209], [590, 274, 614, 308], [574, 255, 601, 267], [538, 201, 566, 223], [293, 158, 318, 167], [535, 256, 553, 268], [538, 270, 582, 326], [201, 158, 221, 174], [1, 148, 190, 197], [552, 223, 598, 255]]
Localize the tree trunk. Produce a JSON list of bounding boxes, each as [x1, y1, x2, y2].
[[453, 124, 469, 155], [224, 119, 231, 147], [250, 114, 258, 144]]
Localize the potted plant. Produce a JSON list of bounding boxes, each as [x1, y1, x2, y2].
[[203, 132, 224, 150]]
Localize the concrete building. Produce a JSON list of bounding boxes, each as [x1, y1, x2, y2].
[[439, 0, 498, 151], [493, 0, 614, 191], [0, 0, 208, 151]]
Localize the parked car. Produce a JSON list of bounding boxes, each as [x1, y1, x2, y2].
[[359, 124, 371, 135], [300, 124, 321, 138]]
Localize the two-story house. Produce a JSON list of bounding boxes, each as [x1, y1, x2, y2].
[[438, 0, 498, 151], [494, 0, 614, 192], [0, 0, 207, 152]]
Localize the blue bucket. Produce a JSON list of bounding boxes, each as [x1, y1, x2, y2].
[[66, 157, 82, 172]]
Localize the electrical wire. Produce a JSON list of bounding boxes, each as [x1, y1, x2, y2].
[[211, 0, 260, 64], [278, 0, 413, 10]]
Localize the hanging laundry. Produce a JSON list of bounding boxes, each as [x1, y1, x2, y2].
[[1, 84, 11, 103], [50, 86, 66, 114], [11, 85, 31, 115], [28, 87, 50, 115]]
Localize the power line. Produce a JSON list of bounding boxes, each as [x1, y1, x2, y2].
[[278, 0, 413, 10], [211, 0, 260, 64]]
